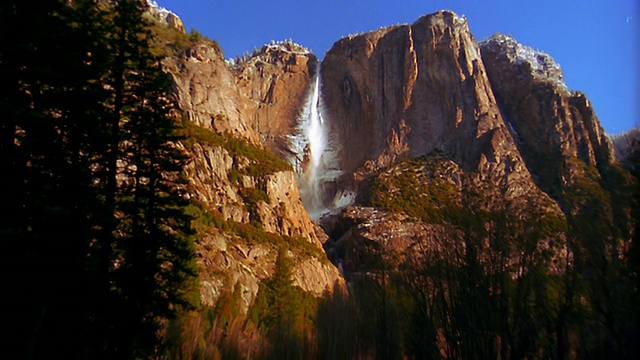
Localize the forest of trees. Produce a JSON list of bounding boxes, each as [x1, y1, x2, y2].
[[163, 156, 640, 359], [0, 1, 198, 358], [2, 1, 639, 359]]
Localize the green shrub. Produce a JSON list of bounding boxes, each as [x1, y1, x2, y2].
[[249, 248, 319, 333], [179, 116, 225, 148], [186, 202, 321, 260], [180, 115, 291, 176], [226, 137, 292, 176], [147, 17, 223, 59], [362, 156, 461, 224], [227, 168, 243, 185]]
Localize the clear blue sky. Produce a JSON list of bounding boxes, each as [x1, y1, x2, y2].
[[157, 0, 639, 134]]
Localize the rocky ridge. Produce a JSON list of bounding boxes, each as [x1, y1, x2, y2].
[[232, 41, 319, 163], [154, 6, 634, 325], [145, 5, 640, 357], [145, 0, 185, 32], [317, 10, 634, 280], [479, 34, 568, 93], [162, 34, 342, 307], [480, 34, 616, 196], [321, 11, 560, 213], [611, 127, 640, 170]]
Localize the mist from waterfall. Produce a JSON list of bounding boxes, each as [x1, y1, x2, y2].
[[290, 67, 354, 220], [299, 71, 328, 219], [306, 75, 326, 186], [287, 67, 326, 219]]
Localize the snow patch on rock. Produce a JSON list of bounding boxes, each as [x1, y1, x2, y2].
[[479, 34, 569, 93]]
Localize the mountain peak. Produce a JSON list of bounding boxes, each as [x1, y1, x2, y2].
[[229, 39, 314, 67], [479, 33, 568, 93], [145, 0, 185, 32]]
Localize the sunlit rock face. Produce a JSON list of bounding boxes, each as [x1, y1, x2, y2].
[[479, 34, 569, 92], [159, 4, 632, 312], [322, 11, 509, 173], [230, 42, 348, 218], [320, 10, 553, 208], [168, 42, 262, 144], [166, 40, 344, 308], [145, 0, 185, 32], [313, 10, 635, 289], [232, 41, 319, 161]]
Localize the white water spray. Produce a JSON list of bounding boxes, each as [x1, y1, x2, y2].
[[300, 72, 327, 218], [290, 67, 354, 220], [307, 77, 326, 186]]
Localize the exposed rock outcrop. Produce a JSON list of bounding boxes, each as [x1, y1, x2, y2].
[[323, 206, 461, 279], [145, 0, 185, 32], [611, 127, 640, 171], [157, 5, 633, 325], [233, 42, 319, 162], [318, 11, 634, 284], [196, 226, 342, 312], [182, 140, 335, 306], [322, 11, 556, 210], [322, 155, 569, 282], [165, 38, 342, 307], [480, 34, 615, 195], [168, 40, 318, 154], [168, 43, 261, 143]]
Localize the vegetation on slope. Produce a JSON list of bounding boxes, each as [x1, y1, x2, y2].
[[186, 202, 322, 260], [163, 248, 324, 360], [3, 0, 638, 358], [180, 115, 292, 176], [348, 152, 639, 359], [361, 155, 462, 224], [0, 1, 199, 358], [147, 13, 222, 59]]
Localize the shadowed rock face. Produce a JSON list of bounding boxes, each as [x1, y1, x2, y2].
[[480, 34, 615, 195]]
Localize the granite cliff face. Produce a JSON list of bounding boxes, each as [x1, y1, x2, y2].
[[233, 42, 319, 162], [480, 34, 615, 196], [168, 43, 261, 143], [158, 9, 634, 308], [317, 11, 634, 280], [321, 11, 558, 211], [145, 0, 185, 32], [320, 11, 620, 200], [163, 37, 341, 308], [323, 12, 504, 173], [151, 7, 638, 357]]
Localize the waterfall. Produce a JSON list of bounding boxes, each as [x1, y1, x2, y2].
[[288, 68, 328, 219], [300, 71, 327, 218], [290, 67, 354, 220]]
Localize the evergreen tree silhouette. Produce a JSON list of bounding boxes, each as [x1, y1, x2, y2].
[[0, 1, 197, 357]]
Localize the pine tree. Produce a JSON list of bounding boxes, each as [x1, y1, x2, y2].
[[0, 1, 115, 357], [94, 1, 199, 357], [0, 1, 198, 357]]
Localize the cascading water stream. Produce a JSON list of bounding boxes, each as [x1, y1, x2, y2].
[[291, 66, 354, 220], [297, 71, 328, 219]]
